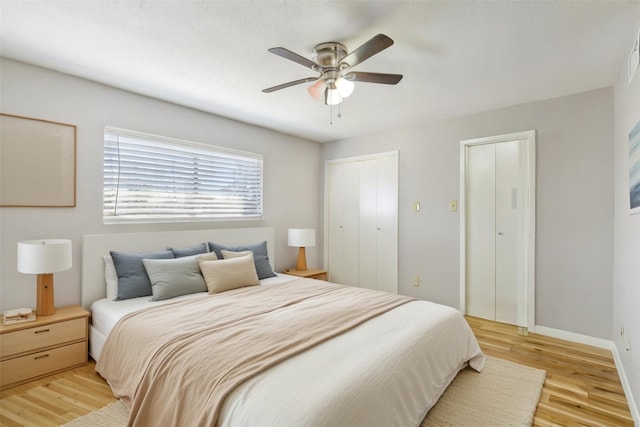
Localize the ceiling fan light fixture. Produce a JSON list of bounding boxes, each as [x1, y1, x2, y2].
[[335, 77, 354, 98], [325, 87, 342, 105], [307, 79, 326, 100]]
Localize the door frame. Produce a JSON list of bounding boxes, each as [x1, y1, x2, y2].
[[459, 131, 536, 330]]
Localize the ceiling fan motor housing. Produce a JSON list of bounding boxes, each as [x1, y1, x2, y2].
[[312, 42, 348, 67]]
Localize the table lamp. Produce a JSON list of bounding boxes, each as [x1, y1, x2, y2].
[[288, 229, 316, 271], [17, 239, 72, 316]]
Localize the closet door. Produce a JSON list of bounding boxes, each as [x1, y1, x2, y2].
[[372, 155, 398, 293], [327, 161, 360, 287], [358, 160, 378, 289], [325, 152, 398, 294], [465, 140, 525, 325], [466, 144, 496, 320], [494, 140, 525, 325]]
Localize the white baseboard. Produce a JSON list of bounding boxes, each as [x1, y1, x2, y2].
[[532, 325, 612, 348], [610, 344, 640, 425], [533, 325, 639, 424]]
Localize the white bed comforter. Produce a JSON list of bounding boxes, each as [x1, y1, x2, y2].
[[93, 279, 484, 427], [219, 299, 485, 427]]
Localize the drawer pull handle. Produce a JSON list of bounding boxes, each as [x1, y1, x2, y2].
[[34, 354, 50, 360], [34, 329, 51, 334]]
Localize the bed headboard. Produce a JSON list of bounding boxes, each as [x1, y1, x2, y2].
[[81, 227, 275, 310]]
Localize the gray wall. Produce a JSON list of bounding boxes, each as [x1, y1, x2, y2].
[[613, 28, 640, 413], [0, 57, 623, 346], [0, 58, 323, 311], [323, 87, 615, 340]]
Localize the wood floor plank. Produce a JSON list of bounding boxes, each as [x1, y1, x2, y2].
[[17, 390, 72, 416], [0, 317, 633, 427], [0, 396, 67, 427]]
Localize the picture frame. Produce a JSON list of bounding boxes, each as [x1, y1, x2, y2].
[[0, 113, 76, 207], [630, 119, 640, 215]]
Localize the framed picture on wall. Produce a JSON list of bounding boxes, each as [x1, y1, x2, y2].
[[630, 119, 640, 215], [0, 113, 76, 207]]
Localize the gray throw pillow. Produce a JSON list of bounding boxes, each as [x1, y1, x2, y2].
[[207, 241, 276, 279], [168, 243, 208, 258], [143, 256, 207, 301], [110, 250, 174, 300]]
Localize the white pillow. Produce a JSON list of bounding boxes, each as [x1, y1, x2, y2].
[[104, 255, 118, 300], [198, 253, 259, 293]]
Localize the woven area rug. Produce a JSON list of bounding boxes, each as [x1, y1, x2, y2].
[[422, 356, 546, 426], [62, 356, 545, 427], [61, 400, 128, 427]]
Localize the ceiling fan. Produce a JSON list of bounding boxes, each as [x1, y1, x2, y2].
[[262, 34, 403, 106]]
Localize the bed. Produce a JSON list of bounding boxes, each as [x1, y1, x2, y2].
[[82, 227, 485, 427]]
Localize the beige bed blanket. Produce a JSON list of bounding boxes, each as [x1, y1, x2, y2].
[[96, 279, 412, 427]]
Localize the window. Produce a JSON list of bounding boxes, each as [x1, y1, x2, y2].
[[103, 128, 263, 223]]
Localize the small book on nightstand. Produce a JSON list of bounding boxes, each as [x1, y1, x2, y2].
[[3, 308, 36, 325]]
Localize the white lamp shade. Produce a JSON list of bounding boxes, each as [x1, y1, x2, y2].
[[324, 87, 342, 106], [17, 239, 72, 274], [288, 229, 316, 248], [335, 77, 355, 98]]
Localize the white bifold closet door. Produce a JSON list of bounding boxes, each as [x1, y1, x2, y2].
[[326, 152, 398, 294], [466, 140, 526, 326], [327, 161, 360, 288]]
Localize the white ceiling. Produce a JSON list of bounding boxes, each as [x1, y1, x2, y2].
[[1, 1, 639, 143]]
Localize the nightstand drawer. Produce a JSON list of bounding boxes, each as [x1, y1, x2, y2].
[[0, 341, 86, 387], [0, 318, 86, 359]]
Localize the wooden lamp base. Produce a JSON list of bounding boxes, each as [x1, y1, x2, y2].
[[295, 247, 308, 271], [36, 273, 55, 316]]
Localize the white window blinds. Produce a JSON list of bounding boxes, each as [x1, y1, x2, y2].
[[103, 128, 263, 223]]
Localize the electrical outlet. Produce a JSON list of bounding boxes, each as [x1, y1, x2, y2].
[[625, 338, 631, 360], [412, 276, 420, 287]]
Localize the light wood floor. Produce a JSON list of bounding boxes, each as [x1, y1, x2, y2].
[[0, 317, 633, 426], [467, 316, 633, 426]]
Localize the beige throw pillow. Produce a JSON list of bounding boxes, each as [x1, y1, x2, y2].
[[220, 249, 252, 259], [198, 252, 259, 293], [197, 251, 220, 262]]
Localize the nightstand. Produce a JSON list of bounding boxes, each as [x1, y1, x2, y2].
[[0, 305, 90, 390], [284, 268, 328, 281]]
